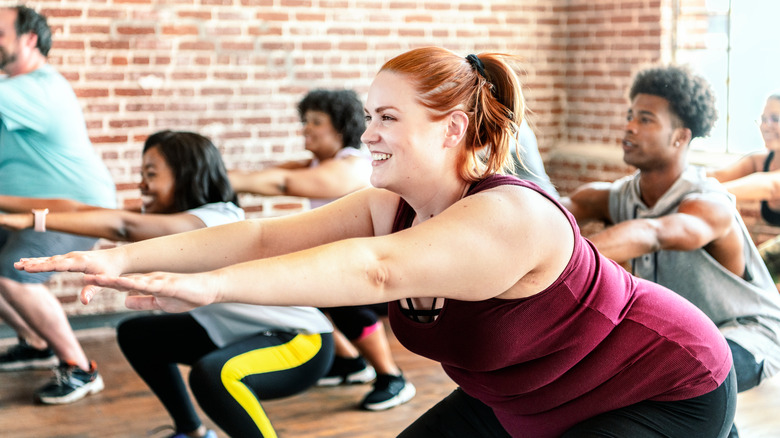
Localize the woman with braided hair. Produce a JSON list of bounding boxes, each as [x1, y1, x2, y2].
[[19, 47, 735, 437]]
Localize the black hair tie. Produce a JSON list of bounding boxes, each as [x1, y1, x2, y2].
[[466, 54, 487, 79]]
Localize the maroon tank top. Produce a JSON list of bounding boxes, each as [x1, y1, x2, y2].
[[389, 175, 731, 437]]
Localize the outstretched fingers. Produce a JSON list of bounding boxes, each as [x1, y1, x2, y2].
[[82, 272, 205, 313], [14, 251, 95, 272], [15, 254, 84, 273]]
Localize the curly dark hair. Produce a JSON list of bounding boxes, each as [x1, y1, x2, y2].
[[143, 130, 238, 212], [629, 65, 718, 139], [297, 89, 365, 149], [12, 5, 52, 57]]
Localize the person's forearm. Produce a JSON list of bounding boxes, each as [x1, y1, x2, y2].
[[84, 236, 394, 311], [588, 221, 659, 264], [721, 173, 780, 202], [229, 169, 288, 195], [0, 195, 90, 213], [43, 209, 132, 241], [208, 238, 391, 308], [112, 219, 274, 274]]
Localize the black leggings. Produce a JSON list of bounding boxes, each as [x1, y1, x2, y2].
[[399, 367, 737, 438], [117, 313, 333, 438], [321, 303, 388, 340]]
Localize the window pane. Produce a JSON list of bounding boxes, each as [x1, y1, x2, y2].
[[679, 0, 780, 155], [676, 49, 728, 153], [726, 0, 780, 155]]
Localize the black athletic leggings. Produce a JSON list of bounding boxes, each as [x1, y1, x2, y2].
[[322, 303, 388, 340], [399, 366, 737, 438], [117, 313, 333, 438]]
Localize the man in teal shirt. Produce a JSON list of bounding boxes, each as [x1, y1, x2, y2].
[[0, 5, 115, 404]]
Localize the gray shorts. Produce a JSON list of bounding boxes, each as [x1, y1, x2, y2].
[[0, 228, 97, 284]]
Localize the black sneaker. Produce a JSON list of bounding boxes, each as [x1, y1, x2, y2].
[[0, 339, 58, 371], [35, 360, 105, 404], [317, 356, 377, 386], [360, 373, 416, 411]]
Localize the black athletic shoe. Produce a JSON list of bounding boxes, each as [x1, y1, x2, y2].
[[35, 360, 104, 404], [0, 339, 58, 371], [317, 356, 376, 386], [360, 373, 416, 411]]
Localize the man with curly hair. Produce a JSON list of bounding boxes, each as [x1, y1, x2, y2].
[[562, 65, 780, 434]]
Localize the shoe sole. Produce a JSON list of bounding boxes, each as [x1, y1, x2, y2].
[[362, 382, 416, 411], [37, 374, 105, 405], [0, 356, 59, 371], [317, 366, 377, 386]]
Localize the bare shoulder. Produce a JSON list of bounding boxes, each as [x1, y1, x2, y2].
[[465, 184, 574, 299], [363, 188, 402, 236], [747, 150, 770, 171], [679, 192, 733, 217], [714, 151, 767, 180], [463, 184, 571, 231]]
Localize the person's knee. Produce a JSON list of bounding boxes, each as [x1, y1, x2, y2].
[[330, 307, 379, 340], [0, 277, 52, 310], [0, 276, 44, 296], [189, 356, 225, 398], [116, 319, 141, 354], [727, 339, 764, 392]]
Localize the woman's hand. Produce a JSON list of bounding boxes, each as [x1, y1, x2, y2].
[[15, 249, 125, 305], [82, 271, 221, 312]]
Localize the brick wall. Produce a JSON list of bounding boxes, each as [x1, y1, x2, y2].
[[10, 0, 771, 316], [33, 0, 568, 208], [13, 0, 566, 315], [545, 0, 780, 250]]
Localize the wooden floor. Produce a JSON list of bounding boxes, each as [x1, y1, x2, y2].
[[0, 322, 456, 438], [0, 322, 778, 438]]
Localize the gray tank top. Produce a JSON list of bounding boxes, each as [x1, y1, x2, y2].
[[609, 166, 780, 379]]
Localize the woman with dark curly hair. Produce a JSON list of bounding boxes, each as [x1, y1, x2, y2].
[[229, 89, 371, 207]]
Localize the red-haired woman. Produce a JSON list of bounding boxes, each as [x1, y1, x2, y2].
[[19, 48, 735, 437]]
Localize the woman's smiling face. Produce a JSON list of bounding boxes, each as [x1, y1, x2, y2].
[[302, 110, 343, 160], [361, 71, 451, 192], [139, 145, 177, 214], [760, 97, 780, 151]]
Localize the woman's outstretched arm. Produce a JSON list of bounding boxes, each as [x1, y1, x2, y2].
[[16, 187, 384, 280], [706, 152, 780, 202], [0, 195, 94, 213], [18, 186, 574, 315], [0, 208, 208, 242], [229, 156, 371, 199]]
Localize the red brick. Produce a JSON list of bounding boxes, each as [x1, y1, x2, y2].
[[116, 26, 156, 35]]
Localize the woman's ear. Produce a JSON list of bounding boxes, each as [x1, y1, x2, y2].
[[445, 111, 469, 148]]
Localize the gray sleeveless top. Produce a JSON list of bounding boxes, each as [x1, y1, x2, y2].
[[609, 166, 780, 379]]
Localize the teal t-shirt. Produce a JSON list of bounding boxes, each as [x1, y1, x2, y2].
[[0, 65, 115, 207]]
